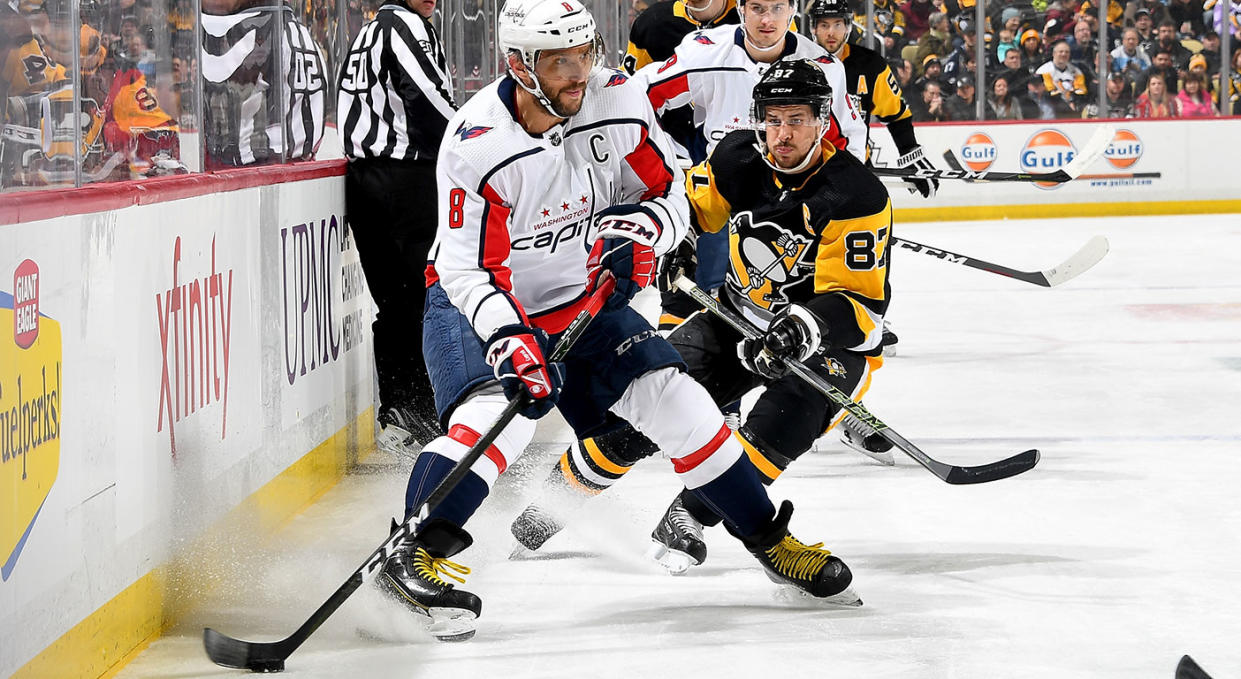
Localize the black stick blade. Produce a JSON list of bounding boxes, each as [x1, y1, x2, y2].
[[1176, 655, 1213, 679], [942, 449, 1040, 485], [204, 628, 287, 673]]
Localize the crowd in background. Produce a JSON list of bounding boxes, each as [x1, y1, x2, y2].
[[2, 0, 1238, 192], [862, 0, 1241, 120]]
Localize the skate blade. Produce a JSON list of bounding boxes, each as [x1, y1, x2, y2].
[[646, 541, 699, 575], [840, 436, 896, 466], [427, 607, 478, 642], [376, 427, 423, 461], [509, 540, 535, 560], [772, 583, 864, 608]]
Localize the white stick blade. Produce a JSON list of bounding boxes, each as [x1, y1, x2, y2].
[[1062, 125, 1116, 180], [1042, 235, 1110, 286]]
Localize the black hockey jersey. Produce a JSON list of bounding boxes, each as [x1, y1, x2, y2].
[[836, 41, 917, 155], [623, 0, 739, 74], [686, 130, 891, 353], [201, 5, 326, 167]]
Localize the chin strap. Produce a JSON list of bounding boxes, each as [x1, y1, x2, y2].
[[753, 125, 830, 174]]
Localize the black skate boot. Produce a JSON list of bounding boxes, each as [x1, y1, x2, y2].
[[378, 519, 482, 641], [734, 501, 861, 606], [377, 405, 442, 459], [838, 413, 895, 466], [510, 502, 564, 554], [648, 495, 708, 575], [880, 320, 898, 357]]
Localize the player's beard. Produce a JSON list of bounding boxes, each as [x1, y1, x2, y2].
[[547, 80, 588, 117]]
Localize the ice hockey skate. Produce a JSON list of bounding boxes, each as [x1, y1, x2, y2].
[[509, 502, 565, 557], [376, 406, 439, 460], [648, 495, 708, 575], [736, 501, 861, 606], [838, 413, 896, 465], [880, 320, 899, 356], [376, 519, 481, 641]]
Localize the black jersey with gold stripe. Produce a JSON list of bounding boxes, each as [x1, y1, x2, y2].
[[623, 0, 739, 74], [687, 129, 891, 353], [836, 41, 917, 155]]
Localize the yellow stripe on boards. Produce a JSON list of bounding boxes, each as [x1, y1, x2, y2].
[[11, 409, 376, 679]]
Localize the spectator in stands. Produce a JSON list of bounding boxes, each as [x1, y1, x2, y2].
[[1126, 0, 1171, 29], [1079, 0, 1125, 43], [1083, 71, 1136, 117], [893, 57, 916, 89], [942, 17, 977, 84], [1000, 7, 1022, 39], [1019, 28, 1046, 68], [915, 53, 943, 88], [914, 11, 953, 71], [1154, 19, 1193, 68], [945, 75, 976, 119], [877, 13, 908, 57], [986, 73, 1024, 119], [1214, 47, 1241, 114], [1068, 19, 1097, 63], [861, 0, 908, 45], [1023, 75, 1055, 118], [911, 78, 950, 120], [1144, 47, 1181, 92], [900, 0, 934, 41], [1200, 31, 1222, 74], [1037, 39, 1089, 115], [1135, 71, 1180, 116], [1168, 0, 1207, 37], [1134, 8, 1157, 52], [1111, 28, 1151, 77], [1176, 71, 1218, 115], [993, 28, 1017, 68], [998, 43, 1027, 87]]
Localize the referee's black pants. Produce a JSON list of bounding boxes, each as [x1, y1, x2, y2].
[[346, 156, 439, 424]]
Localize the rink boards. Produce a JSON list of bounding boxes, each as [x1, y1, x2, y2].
[[0, 161, 375, 678], [0, 118, 1238, 679]]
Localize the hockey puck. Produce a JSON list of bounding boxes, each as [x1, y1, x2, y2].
[[248, 658, 285, 673]]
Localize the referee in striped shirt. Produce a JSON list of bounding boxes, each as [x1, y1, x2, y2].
[[337, 0, 456, 452]]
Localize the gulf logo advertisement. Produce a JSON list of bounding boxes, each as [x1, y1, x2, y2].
[[2, 258, 63, 581], [1020, 129, 1077, 190], [1104, 129, 1143, 169], [959, 132, 997, 171]]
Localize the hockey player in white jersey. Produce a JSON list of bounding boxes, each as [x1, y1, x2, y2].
[[376, 0, 859, 641], [638, 0, 867, 167]]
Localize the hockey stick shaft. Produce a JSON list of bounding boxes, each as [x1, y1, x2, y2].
[[204, 278, 617, 672], [673, 276, 1038, 485], [941, 150, 1162, 182], [892, 235, 1109, 287], [880, 124, 1114, 184]]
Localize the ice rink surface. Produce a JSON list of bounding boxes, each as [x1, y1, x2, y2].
[[119, 213, 1241, 679]]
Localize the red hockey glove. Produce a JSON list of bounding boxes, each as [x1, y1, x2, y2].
[[484, 325, 564, 419]]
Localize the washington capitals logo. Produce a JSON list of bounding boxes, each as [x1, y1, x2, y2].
[[455, 121, 493, 140], [604, 72, 628, 87], [694, 34, 715, 45]]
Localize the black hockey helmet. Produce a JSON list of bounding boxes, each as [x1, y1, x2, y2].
[[750, 58, 833, 123], [808, 0, 851, 20], [750, 58, 834, 172]]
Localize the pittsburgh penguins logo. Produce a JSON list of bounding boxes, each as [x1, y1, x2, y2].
[[726, 211, 815, 312]]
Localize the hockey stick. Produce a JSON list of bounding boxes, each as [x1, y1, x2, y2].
[[940, 148, 1162, 182], [673, 276, 1039, 485], [875, 125, 1114, 184], [1176, 655, 1214, 679], [203, 277, 617, 672], [892, 235, 1110, 287]]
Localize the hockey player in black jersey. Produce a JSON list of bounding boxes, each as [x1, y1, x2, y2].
[[807, 0, 935, 199], [624, 0, 740, 75], [512, 59, 888, 592]]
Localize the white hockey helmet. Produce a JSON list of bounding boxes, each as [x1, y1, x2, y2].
[[499, 0, 597, 71]]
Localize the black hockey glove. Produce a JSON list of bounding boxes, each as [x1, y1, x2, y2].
[[897, 146, 939, 199], [737, 305, 824, 380], [657, 229, 698, 293], [484, 325, 565, 420]]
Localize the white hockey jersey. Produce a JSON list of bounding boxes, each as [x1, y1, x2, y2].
[[634, 24, 866, 163], [428, 70, 688, 343]]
